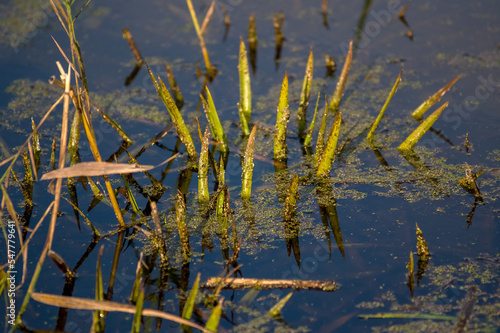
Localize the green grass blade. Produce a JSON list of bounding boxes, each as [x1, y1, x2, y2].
[[182, 273, 201, 320], [298, 47, 314, 137], [398, 102, 448, 151], [205, 298, 223, 332], [317, 112, 342, 177], [129, 256, 143, 304], [367, 69, 403, 142], [131, 287, 144, 333], [121, 175, 140, 215], [93, 245, 105, 332], [283, 174, 299, 221], [198, 127, 210, 209], [268, 292, 293, 318], [274, 72, 289, 161], [411, 75, 461, 120], [202, 87, 228, 153], [147, 65, 197, 159], [304, 93, 320, 147], [241, 124, 258, 200], [239, 37, 251, 135], [329, 40, 353, 113], [217, 160, 226, 218]]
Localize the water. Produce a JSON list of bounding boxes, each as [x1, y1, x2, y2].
[[0, 0, 499, 332]]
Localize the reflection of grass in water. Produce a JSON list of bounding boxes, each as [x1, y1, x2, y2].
[[358, 254, 500, 332]]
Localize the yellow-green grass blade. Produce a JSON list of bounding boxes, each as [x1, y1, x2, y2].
[[317, 112, 341, 178], [238, 37, 251, 135], [268, 292, 293, 318], [398, 102, 448, 151], [411, 75, 461, 120], [304, 93, 320, 147], [329, 40, 352, 113], [367, 69, 403, 142], [131, 287, 144, 333], [241, 124, 258, 200], [314, 96, 329, 166], [297, 47, 314, 137], [147, 65, 197, 159], [202, 87, 228, 153], [205, 298, 223, 332], [182, 273, 201, 320], [198, 127, 210, 209], [274, 72, 289, 161]]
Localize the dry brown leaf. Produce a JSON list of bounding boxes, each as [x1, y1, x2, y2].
[[41, 162, 154, 180]]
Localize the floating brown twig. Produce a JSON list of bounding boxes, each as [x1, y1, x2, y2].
[[202, 277, 339, 291]]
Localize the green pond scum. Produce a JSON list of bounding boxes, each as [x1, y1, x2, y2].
[[0, 0, 499, 332]]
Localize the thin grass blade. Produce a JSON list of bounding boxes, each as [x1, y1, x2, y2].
[[317, 112, 341, 177], [329, 40, 352, 113], [205, 298, 224, 332], [202, 87, 228, 153], [398, 102, 448, 151], [198, 127, 210, 209], [411, 75, 461, 120], [297, 47, 314, 137], [274, 72, 289, 161], [182, 273, 201, 320], [268, 292, 293, 318], [131, 286, 145, 333], [304, 93, 320, 147], [241, 124, 258, 200], [367, 69, 403, 142], [315, 96, 329, 164], [283, 175, 299, 221], [238, 37, 251, 135]]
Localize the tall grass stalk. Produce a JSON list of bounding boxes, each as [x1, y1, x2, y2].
[[274, 72, 289, 161], [367, 69, 403, 142], [198, 127, 210, 209], [304, 93, 320, 147], [186, 0, 214, 78], [329, 40, 353, 113], [317, 112, 342, 177], [241, 124, 258, 200], [202, 87, 228, 153], [238, 37, 252, 135], [411, 76, 460, 120], [297, 48, 314, 137]]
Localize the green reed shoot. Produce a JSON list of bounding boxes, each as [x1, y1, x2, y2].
[[269, 292, 293, 318], [317, 112, 342, 178], [217, 160, 226, 218], [93, 245, 105, 332], [415, 223, 430, 257], [186, 0, 214, 78], [284, 174, 299, 221], [298, 48, 314, 137], [329, 40, 353, 113], [202, 87, 228, 153], [238, 37, 252, 135], [182, 273, 201, 321], [31, 118, 41, 174], [398, 102, 448, 151], [147, 65, 197, 159], [131, 286, 145, 333], [304, 93, 320, 147], [198, 127, 210, 209], [274, 72, 289, 161], [130, 255, 143, 304], [411, 75, 461, 120], [206, 298, 223, 331], [50, 137, 56, 170], [367, 69, 403, 142], [241, 124, 258, 200], [165, 61, 184, 109]]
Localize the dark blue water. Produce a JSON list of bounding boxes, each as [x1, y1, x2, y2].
[[1, 0, 499, 332]]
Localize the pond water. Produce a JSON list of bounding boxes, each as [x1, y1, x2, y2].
[[1, 0, 499, 332]]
